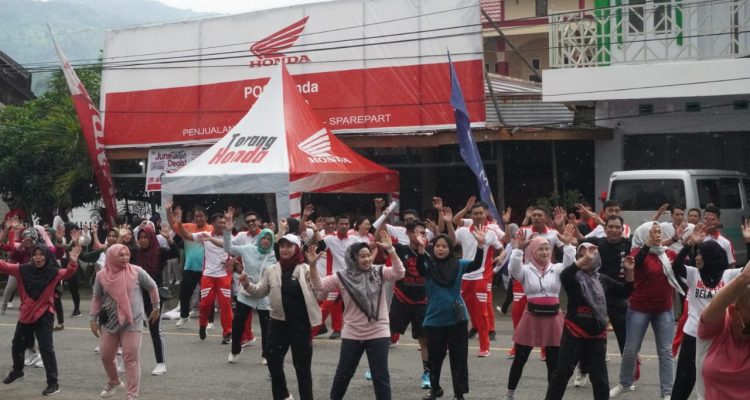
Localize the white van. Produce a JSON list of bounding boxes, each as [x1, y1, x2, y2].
[[607, 169, 749, 263]]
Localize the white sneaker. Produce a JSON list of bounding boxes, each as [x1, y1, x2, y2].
[[228, 353, 240, 364], [94, 345, 100, 353], [283, 395, 294, 400], [662, 396, 670, 400], [241, 337, 256, 347], [176, 317, 189, 328], [189, 310, 198, 318], [34, 358, 44, 368], [609, 384, 635, 398], [7, 302, 14, 309], [25, 351, 41, 366], [151, 363, 167, 376], [100, 382, 124, 398], [206, 322, 215, 330], [261, 357, 267, 365], [573, 372, 589, 387]]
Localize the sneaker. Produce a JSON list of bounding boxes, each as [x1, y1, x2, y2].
[[609, 384, 635, 398], [540, 348, 547, 361], [422, 387, 443, 399], [53, 325, 64, 331], [261, 358, 267, 366], [314, 325, 329, 337], [34, 358, 44, 368], [467, 328, 477, 339], [94, 346, 100, 353], [283, 395, 294, 400], [489, 331, 496, 341], [506, 348, 516, 359], [199, 326, 207, 341], [70, 310, 82, 318], [241, 338, 256, 347], [389, 340, 400, 348], [222, 334, 232, 344], [573, 372, 589, 387], [42, 383, 59, 396], [6, 302, 13, 309], [116, 359, 125, 373], [477, 350, 490, 358], [3, 370, 24, 384], [364, 370, 372, 380], [228, 352, 240, 363], [328, 331, 341, 340], [206, 323, 215, 331], [421, 371, 431, 389], [25, 351, 41, 366], [100, 382, 124, 398], [176, 317, 189, 328], [189, 310, 198, 318], [151, 363, 167, 376], [662, 396, 671, 400]]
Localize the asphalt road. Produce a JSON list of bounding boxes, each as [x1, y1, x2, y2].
[[0, 289, 668, 400]]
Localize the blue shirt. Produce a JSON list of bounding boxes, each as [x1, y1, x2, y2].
[[422, 259, 474, 327]]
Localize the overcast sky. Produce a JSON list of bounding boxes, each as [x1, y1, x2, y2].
[[155, 0, 328, 14]]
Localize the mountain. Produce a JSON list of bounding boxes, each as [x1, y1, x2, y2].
[[0, 0, 215, 94]]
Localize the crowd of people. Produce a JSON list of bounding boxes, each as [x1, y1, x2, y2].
[[1, 197, 749, 399]]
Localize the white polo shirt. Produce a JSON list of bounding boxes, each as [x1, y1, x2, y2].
[[455, 226, 502, 281], [192, 232, 229, 277]]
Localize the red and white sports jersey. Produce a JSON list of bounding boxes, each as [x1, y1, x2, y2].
[[459, 218, 506, 242], [584, 224, 631, 239], [519, 225, 564, 248], [347, 230, 374, 244], [704, 230, 736, 265], [455, 226, 502, 281], [323, 233, 359, 275]]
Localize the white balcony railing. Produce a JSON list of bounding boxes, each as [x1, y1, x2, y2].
[[549, 0, 750, 68]]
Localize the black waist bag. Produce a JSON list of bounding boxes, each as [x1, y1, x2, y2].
[[527, 302, 559, 316]]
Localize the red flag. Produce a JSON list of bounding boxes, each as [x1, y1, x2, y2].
[[52, 37, 118, 226]]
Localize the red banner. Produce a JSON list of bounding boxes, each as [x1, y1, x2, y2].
[[53, 39, 118, 226]]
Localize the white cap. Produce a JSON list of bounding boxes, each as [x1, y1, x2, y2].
[[278, 233, 301, 248]]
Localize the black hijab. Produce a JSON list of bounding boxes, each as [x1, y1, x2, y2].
[[19, 246, 59, 300], [428, 234, 460, 288], [695, 240, 728, 289]]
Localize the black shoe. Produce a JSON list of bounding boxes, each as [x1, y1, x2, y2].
[[422, 387, 444, 400], [3, 370, 24, 384], [467, 328, 477, 339], [314, 325, 329, 337], [42, 383, 59, 396], [222, 334, 232, 345], [489, 331, 496, 341], [199, 326, 207, 341], [70, 310, 81, 318], [328, 330, 341, 340]]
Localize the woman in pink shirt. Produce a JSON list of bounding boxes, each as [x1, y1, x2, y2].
[[309, 231, 405, 400], [698, 258, 750, 400]]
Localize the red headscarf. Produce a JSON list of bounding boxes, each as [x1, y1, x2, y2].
[[525, 236, 552, 273], [97, 244, 138, 325]]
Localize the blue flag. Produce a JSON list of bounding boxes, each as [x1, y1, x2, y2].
[[449, 54, 502, 227]]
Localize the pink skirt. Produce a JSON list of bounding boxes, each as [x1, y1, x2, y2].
[[512, 309, 564, 347]]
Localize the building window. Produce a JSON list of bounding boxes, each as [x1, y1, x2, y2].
[[529, 74, 542, 83], [532, 58, 541, 70], [629, 0, 646, 34], [654, 0, 673, 32], [536, 0, 548, 17]]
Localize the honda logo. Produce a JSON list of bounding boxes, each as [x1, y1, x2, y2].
[[250, 17, 311, 68], [298, 128, 351, 164]]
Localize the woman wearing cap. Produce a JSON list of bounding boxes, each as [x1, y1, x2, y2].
[[503, 224, 576, 400], [223, 206, 276, 365], [545, 243, 635, 400], [239, 233, 320, 400], [307, 231, 405, 400], [90, 244, 161, 400], [0, 239, 81, 396]]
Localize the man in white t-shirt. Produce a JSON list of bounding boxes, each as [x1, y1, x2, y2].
[[175, 210, 233, 344], [231, 211, 262, 246], [454, 202, 504, 357], [313, 214, 357, 339]]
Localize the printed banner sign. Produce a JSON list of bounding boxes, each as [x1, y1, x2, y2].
[[146, 147, 209, 191], [101, 0, 484, 148]]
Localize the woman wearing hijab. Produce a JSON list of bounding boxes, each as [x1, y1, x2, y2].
[[610, 222, 682, 400], [129, 225, 178, 376], [504, 224, 576, 400], [240, 234, 321, 400], [224, 214, 276, 365], [0, 242, 81, 396], [670, 227, 736, 400], [90, 244, 160, 400], [545, 243, 635, 400], [308, 231, 405, 400], [418, 223, 487, 400]]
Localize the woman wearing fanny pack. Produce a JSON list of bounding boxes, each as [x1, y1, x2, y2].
[[504, 225, 576, 400]]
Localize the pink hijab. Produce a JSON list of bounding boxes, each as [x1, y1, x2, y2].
[[525, 236, 552, 273], [97, 244, 138, 325]]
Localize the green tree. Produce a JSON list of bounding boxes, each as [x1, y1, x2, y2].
[[0, 65, 102, 223]]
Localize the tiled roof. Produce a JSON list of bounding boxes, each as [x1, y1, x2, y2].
[[480, 0, 503, 23]]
